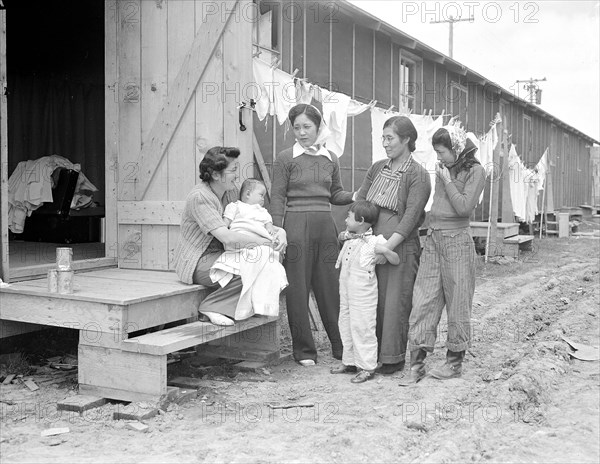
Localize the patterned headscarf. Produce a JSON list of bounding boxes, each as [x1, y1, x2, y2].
[[441, 124, 467, 154]]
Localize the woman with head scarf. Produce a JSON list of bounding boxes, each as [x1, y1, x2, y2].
[[355, 115, 432, 375], [401, 124, 486, 385], [270, 103, 354, 366]]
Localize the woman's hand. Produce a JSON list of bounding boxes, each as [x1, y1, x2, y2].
[[272, 227, 287, 254], [435, 162, 452, 184]]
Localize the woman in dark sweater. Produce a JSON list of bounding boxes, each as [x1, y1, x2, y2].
[[270, 104, 354, 366], [355, 116, 431, 375]]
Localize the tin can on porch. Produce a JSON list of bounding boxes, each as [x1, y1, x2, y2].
[[57, 270, 74, 294], [47, 269, 58, 293], [56, 247, 73, 271]]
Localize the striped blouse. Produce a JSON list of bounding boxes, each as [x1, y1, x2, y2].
[[365, 156, 413, 212]]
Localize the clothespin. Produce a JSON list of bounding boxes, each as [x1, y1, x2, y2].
[[385, 104, 395, 114], [291, 68, 300, 78], [270, 57, 281, 69]]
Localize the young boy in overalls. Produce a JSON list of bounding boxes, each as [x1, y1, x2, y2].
[[331, 201, 400, 383]]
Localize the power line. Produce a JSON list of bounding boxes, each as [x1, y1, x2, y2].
[[515, 77, 547, 104]]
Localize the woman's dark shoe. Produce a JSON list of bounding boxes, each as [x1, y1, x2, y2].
[[351, 370, 375, 384], [398, 367, 426, 386], [376, 361, 405, 375], [330, 364, 357, 374], [332, 350, 343, 360]]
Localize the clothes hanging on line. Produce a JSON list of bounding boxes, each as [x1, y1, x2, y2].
[[409, 114, 444, 211], [321, 89, 351, 157], [476, 124, 498, 204]]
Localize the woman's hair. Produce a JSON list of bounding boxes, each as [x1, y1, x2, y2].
[[383, 116, 418, 152], [288, 103, 322, 128], [432, 128, 480, 173], [239, 178, 265, 200], [431, 128, 454, 152], [199, 146, 240, 183], [349, 200, 380, 226]]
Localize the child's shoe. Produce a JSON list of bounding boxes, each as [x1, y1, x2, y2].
[[351, 370, 375, 383], [330, 364, 357, 374]]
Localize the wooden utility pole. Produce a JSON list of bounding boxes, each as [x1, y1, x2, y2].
[[430, 15, 474, 58]]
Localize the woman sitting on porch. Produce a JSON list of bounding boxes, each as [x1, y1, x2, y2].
[[173, 146, 287, 326]]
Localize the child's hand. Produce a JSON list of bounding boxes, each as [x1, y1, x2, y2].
[[374, 244, 388, 264]]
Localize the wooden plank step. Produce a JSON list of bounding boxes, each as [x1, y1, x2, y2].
[[503, 235, 534, 244], [121, 316, 278, 356], [470, 222, 519, 239]]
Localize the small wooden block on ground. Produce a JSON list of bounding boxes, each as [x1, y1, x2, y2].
[[113, 403, 159, 421], [41, 427, 70, 437], [57, 395, 107, 413], [126, 422, 149, 433], [23, 380, 39, 391], [2, 374, 16, 385]]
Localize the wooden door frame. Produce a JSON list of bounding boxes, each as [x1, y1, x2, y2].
[[0, 9, 8, 282], [0, 6, 118, 283]]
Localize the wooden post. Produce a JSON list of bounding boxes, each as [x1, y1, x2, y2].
[[0, 11, 8, 281], [500, 128, 514, 223], [539, 160, 548, 239], [486, 115, 503, 260]]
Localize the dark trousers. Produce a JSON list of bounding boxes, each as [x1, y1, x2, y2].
[[194, 251, 241, 319], [283, 211, 343, 362], [374, 209, 421, 365]]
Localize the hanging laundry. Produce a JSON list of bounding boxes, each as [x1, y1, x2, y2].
[[535, 148, 548, 191], [477, 124, 498, 175], [272, 67, 296, 125], [507, 144, 544, 223], [321, 89, 351, 157], [252, 58, 275, 121], [295, 79, 313, 105], [347, 99, 371, 117], [476, 124, 498, 204], [409, 114, 444, 211], [508, 144, 528, 222]]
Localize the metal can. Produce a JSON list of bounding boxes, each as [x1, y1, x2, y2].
[[57, 270, 74, 294], [56, 247, 73, 271], [47, 269, 58, 293]]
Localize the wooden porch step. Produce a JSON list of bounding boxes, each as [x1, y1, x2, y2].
[[471, 222, 520, 239], [121, 316, 278, 356], [502, 234, 534, 258], [503, 234, 534, 245]]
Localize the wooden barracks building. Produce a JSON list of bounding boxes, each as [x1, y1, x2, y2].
[[0, 1, 597, 401]]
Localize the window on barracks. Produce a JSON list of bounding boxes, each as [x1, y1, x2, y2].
[[399, 59, 416, 113], [252, 0, 280, 65], [449, 82, 468, 126]]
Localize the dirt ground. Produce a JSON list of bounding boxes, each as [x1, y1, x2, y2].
[[1, 236, 599, 463]]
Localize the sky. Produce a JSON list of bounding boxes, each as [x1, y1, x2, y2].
[[348, 0, 600, 142]]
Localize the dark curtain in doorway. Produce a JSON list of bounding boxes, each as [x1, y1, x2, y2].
[[7, 75, 105, 203]]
